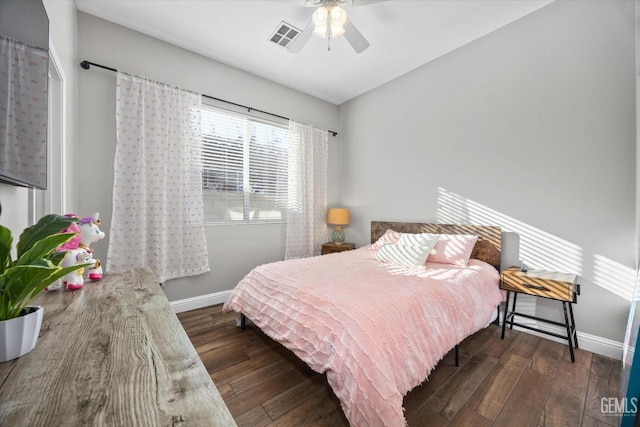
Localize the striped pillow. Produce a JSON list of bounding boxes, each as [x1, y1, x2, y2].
[[398, 232, 440, 246], [375, 237, 439, 268]]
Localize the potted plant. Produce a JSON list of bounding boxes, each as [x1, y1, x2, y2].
[[0, 214, 88, 362]]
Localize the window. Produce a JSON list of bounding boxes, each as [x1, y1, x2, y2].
[[201, 105, 289, 223]]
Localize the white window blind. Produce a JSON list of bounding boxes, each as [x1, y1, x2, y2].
[[201, 105, 289, 223]]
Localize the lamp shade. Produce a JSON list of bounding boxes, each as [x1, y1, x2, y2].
[[327, 208, 350, 225]]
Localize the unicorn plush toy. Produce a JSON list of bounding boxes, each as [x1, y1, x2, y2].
[[45, 221, 84, 291], [77, 213, 105, 282], [48, 212, 106, 291]]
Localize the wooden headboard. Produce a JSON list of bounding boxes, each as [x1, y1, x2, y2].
[[371, 221, 502, 270]]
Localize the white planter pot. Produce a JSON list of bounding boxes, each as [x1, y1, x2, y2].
[[0, 306, 43, 362]]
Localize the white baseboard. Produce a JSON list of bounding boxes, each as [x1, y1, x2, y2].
[[170, 290, 232, 314], [169, 292, 623, 360], [503, 315, 623, 360]]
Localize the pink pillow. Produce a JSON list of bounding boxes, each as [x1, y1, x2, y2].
[[428, 234, 478, 266], [371, 229, 401, 250]]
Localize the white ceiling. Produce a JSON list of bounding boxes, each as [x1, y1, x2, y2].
[[75, 0, 554, 105]]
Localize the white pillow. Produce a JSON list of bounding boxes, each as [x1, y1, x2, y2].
[[375, 237, 439, 268], [398, 232, 440, 246]]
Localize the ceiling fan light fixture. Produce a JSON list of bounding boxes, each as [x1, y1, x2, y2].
[[312, 6, 328, 37], [312, 24, 327, 38], [312, 6, 328, 26], [329, 6, 347, 37], [330, 25, 345, 38], [313, 25, 327, 38], [330, 6, 347, 26], [288, 0, 370, 54], [312, 5, 347, 39]]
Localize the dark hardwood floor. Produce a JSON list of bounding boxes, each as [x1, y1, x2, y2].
[[177, 305, 623, 427]]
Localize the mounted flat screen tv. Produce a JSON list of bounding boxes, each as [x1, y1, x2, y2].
[[0, 0, 49, 190]]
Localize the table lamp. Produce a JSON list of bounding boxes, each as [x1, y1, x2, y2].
[[327, 208, 350, 244]]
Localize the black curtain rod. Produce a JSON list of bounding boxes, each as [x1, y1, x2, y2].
[[80, 60, 338, 137]]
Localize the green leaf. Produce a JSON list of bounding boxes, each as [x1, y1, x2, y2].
[[0, 262, 90, 320], [47, 250, 67, 267], [15, 232, 77, 267], [16, 214, 77, 259], [0, 225, 12, 276], [0, 265, 59, 319], [0, 214, 87, 321]]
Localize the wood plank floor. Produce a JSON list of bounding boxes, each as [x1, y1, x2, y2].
[[177, 305, 623, 427]]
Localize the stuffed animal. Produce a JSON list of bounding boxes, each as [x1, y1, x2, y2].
[[47, 212, 106, 291], [77, 213, 105, 282], [60, 247, 92, 291], [45, 221, 82, 291]]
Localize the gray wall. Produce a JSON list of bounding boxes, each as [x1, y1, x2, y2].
[[338, 0, 635, 343], [0, 0, 48, 49], [76, 13, 340, 301], [0, 185, 29, 237]]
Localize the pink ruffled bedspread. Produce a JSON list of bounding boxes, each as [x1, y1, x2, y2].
[[223, 247, 504, 427]]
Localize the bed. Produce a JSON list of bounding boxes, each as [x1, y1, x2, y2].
[[223, 222, 504, 427]]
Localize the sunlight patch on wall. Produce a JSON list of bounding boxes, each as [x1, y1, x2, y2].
[[436, 187, 636, 302], [436, 187, 583, 274], [593, 255, 637, 302]]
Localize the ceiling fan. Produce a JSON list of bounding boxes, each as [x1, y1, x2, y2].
[[287, 0, 383, 54]]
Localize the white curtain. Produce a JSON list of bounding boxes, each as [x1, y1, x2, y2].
[[285, 120, 329, 259], [0, 36, 48, 189], [107, 72, 209, 283]]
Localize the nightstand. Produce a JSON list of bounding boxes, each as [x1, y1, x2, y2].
[[500, 266, 580, 362], [321, 242, 355, 255]]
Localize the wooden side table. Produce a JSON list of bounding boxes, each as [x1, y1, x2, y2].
[[321, 242, 355, 255], [500, 266, 580, 362]]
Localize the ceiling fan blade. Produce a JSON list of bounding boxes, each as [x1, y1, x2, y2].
[[287, 21, 314, 53], [343, 20, 370, 53]]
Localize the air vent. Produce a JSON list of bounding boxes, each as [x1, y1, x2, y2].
[[268, 21, 301, 49]]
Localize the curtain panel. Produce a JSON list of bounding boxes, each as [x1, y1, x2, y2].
[[0, 36, 48, 189], [107, 72, 209, 283], [285, 120, 328, 259]]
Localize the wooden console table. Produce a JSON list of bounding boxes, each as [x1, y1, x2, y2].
[[0, 268, 236, 426]]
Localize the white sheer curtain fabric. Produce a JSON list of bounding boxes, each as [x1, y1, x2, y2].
[[0, 36, 48, 189], [107, 72, 209, 283], [285, 121, 329, 259]]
